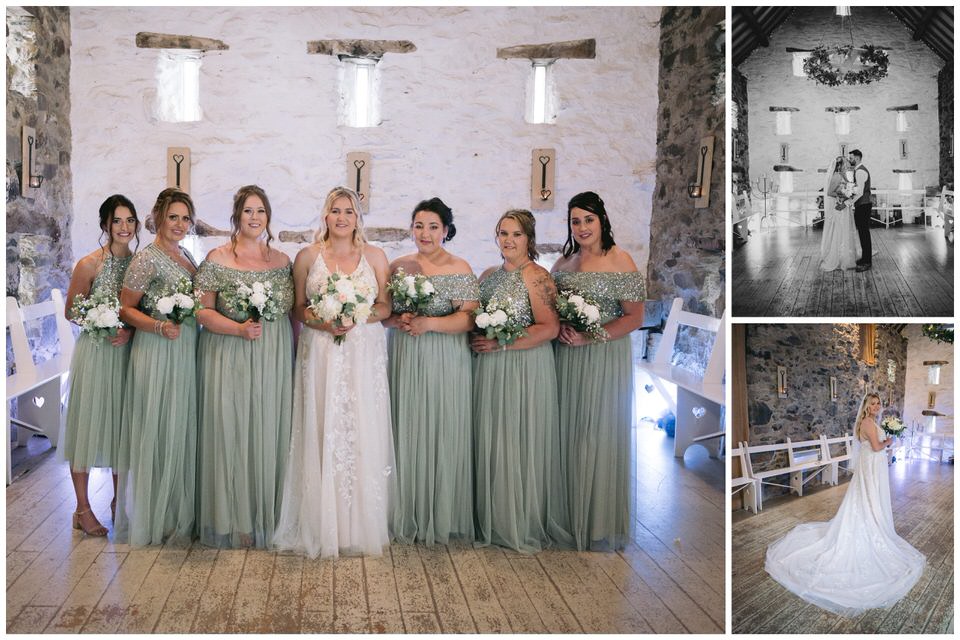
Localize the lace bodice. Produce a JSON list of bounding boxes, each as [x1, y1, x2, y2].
[[479, 266, 534, 327], [122, 244, 197, 319], [391, 273, 479, 317], [90, 254, 133, 299], [552, 271, 645, 324], [194, 261, 294, 322], [306, 250, 379, 300]]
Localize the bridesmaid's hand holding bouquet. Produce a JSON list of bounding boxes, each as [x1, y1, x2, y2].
[[156, 277, 202, 325], [556, 290, 608, 342], [69, 290, 124, 346]]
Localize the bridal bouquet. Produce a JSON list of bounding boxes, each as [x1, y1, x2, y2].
[[474, 301, 526, 346], [69, 290, 124, 344], [556, 290, 608, 342], [835, 183, 856, 211], [308, 271, 375, 345], [156, 277, 202, 325], [224, 280, 279, 321], [880, 416, 907, 438], [386, 268, 435, 313]]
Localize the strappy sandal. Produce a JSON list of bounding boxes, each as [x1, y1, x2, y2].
[[72, 508, 108, 537]]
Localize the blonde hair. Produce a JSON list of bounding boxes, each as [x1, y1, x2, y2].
[[315, 186, 365, 247], [854, 392, 881, 440]]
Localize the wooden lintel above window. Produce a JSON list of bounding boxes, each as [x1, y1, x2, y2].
[[825, 106, 861, 113], [892, 169, 917, 173], [307, 39, 416, 60], [496, 39, 596, 60], [773, 165, 802, 172], [886, 104, 920, 111], [768, 106, 799, 112], [922, 360, 949, 366], [136, 32, 228, 51]]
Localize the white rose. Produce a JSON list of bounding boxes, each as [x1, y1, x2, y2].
[[173, 293, 194, 309], [95, 309, 119, 328], [490, 309, 508, 326], [251, 281, 265, 294], [568, 294, 585, 308], [583, 305, 601, 323], [403, 275, 416, 288], [422, 280, 435, 295], [405, 281, 418, 297], [334, 277, 356, 298], [84, 306, 102, 326], [354, 302, 372, 322], [249, 292, 267, 309], [319, 295, 343, 320], [156, 296, 175, 315], [475, 312, 491, 329]]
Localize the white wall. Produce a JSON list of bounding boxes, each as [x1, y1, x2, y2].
[[740, 7, 943, 198], [902, 324, 954, 433], [70, 6, 659, 272]]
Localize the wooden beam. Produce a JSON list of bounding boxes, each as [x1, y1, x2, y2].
[[306, 39, 416, 59], [496, 39, 596, 60], [913, 7, 939, 41], [136, 32, 228, 51], [741, 8, 769, 48]]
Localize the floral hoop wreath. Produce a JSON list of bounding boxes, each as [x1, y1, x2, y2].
[[802, 44, 889, 87]]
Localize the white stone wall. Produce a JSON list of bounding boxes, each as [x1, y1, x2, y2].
[[69, 6, 659, 272], [740, 7, 943, 198], [902, 325, 954, 433]]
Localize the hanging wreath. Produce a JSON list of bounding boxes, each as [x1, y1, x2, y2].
[[921, 324, 954, 344], [802, 45, 889, 87]]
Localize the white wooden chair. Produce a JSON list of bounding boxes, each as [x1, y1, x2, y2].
[[6, 289, 75, 484], [637, 297, 725, 458], [820, 433, 855, 485], [731, 443, 759, 514]]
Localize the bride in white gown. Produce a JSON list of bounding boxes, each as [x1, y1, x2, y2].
[[765, 393, 925, 616], [274, 187, 396, 558], [820, 156, 861, 271]]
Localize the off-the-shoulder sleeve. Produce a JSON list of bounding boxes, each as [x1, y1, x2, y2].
[[194, 260, 220, 293], [617, 272, 646, 302], [122, 251, 157, 292]]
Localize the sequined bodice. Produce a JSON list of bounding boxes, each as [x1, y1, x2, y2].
[[552, 271, 646, 324], [391, 273, 479, 317], [479, 266, 534, 327], [122, 243, 197, 319], [91, 254, 133, 299], [194, 261, 294, 322]]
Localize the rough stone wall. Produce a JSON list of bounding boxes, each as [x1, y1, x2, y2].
[[6, 7, 73, 305], [744, 323, 907, 498], [902, 325, 954, 431], [731, 67, 749, 191], [739, 7, 944, 198], [646, 6, 725, 374], [68, 6, 661, 277], [938, 63, 953, 189]]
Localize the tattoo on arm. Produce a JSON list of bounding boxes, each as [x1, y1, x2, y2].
[[533, 273, 556, 308]]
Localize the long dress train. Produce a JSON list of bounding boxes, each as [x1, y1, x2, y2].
[[765, 423, 925, 616]]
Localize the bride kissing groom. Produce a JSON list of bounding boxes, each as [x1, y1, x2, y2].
[[820, 149, 874, 273]]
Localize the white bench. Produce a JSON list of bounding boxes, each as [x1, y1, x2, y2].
[[637, 297, 725, 458], [939, 187, 954, 243], [731, 444, 759, 514], [739, 437, 832, 511], [820, 433, 855, 485], [6, 289, 74, 484]]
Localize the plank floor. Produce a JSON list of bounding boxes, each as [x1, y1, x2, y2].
[[5, 424, 725, 634], [732, 225, 954, 317], [732, 459, 954, 634]]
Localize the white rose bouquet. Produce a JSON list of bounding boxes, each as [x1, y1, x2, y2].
[[225, 280, 279, 321], [556, 290, 608, 342], [308, 270, 375, 345], [880, 415, 906, 438], [155, 276, 202, 325], [386, 268, 436, 313], [69, 290, 124, 345], [473, 300, 526, 347]]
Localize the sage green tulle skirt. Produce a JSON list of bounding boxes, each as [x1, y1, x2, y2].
[[472, 342, 573, 552], [388, 330, 474, 545], [61, 334, 130, 470], [556, 336, 635, 550], [196, 319, 293, 549], [115, 323, 198, 545]]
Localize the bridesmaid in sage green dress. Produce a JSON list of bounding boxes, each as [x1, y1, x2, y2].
[[116, 188, 199, 545], [552, 191, 645, 550], [62, 195, 139, 536], [384, 197, 478, 545], [195, 185, 294, 548], [470, 209, 573, 553]]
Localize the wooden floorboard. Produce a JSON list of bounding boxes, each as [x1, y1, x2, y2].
[[5, 425, 723, 633], [732, 459, 954, 634], [733, 225, 953, 317]]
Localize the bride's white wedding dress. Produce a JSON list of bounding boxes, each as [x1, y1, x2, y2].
[[764, 422, 925, 616], [820, 170, 861, 271], [273, 251, 395, 558]]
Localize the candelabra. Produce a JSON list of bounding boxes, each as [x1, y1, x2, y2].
[[754, 174, 779, 228]]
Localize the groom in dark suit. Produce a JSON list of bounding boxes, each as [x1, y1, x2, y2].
[[848, 149, 873, 272]]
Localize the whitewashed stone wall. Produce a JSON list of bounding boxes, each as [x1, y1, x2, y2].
[[740, 7, 943, 197], [902, 325, 954, 432], [69, 6, 659, 273]]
